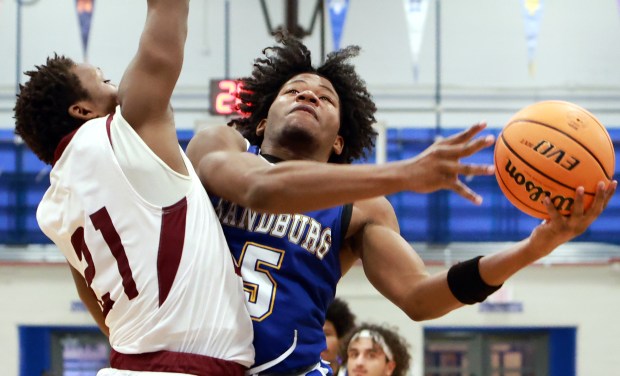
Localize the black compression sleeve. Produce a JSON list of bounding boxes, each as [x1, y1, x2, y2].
[[447, 256, 503, 304]]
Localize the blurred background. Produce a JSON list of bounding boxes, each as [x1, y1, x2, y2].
[[0, 0, 619, 375]]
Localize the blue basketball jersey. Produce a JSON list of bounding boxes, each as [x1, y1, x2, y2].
[[210, 145, 351, 374]]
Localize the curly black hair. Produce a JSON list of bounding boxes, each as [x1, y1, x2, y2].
[[14, 54, 89, 165], [342, 323, 412, 376], [326, 298, 356, 339], [228, 36, 377, 164]]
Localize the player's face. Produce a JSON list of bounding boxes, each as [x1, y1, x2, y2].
[[258, 73, 343, 161], [347, 338, 395, 376], [71, 63, 118, 118], [321, 320, 340, 371]]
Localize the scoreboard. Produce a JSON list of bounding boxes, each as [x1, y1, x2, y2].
[[209, 78, 242, 116]]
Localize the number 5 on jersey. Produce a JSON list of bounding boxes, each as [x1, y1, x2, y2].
[[237, 242, 284, 321]]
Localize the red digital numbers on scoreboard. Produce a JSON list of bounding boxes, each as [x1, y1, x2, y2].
[[209, 79, 242, 116]]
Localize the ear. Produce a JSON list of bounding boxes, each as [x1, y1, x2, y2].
[[68, 101, 98, 121], [331, 135, 344, 156], [385, 360, 396, 376], [256, 118, 267, 137]]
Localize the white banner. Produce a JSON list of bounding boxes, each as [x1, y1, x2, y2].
[[403, 0, 430, 82], [522, 0, 543, 76]]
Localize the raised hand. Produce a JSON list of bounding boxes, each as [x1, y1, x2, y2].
[[406, 122, 496, 204], [526, 180, 618, 257]]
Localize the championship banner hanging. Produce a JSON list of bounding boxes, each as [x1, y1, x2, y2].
[[76, 0, 95, 61], [522, 0, 543, 76], [327, 0, 350, 51], [403, 0, 429, 82]]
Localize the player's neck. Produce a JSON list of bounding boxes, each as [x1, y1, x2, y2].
[[260, 143, 329, 163]]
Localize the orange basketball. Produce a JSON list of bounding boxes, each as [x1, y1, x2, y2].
[[494, 100, 615, 219]]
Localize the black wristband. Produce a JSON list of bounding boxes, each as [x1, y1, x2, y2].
[[447, 256, 502, 305]]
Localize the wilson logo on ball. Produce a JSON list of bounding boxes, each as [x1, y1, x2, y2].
[[504, 159, 574, 212]]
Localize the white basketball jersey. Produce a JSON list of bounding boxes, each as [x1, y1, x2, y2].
[[37, 113, 254, 368]]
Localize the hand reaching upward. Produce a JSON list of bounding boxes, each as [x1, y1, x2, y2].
[[405, 121, 496, 204]]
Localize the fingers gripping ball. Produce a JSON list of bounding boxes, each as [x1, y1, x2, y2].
[[494, 100, 615, 219]]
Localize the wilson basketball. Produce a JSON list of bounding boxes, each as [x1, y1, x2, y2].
[[494, 100, 615, 219]]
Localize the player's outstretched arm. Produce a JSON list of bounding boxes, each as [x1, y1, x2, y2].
[[117, 0, 190, 174], [187, 123, 494, 214], [355, 181, 616, 322], [349, 197, 464, 321]]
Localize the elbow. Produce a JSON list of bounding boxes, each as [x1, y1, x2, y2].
[[398, 296, 431, 322], [401, 297, 449, 322], [242, 179, 284, 213], [406, 309, 434, 322]]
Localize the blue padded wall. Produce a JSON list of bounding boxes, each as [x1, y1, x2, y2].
[[360, 127, 620, 244], [1, 128, 619, 245]]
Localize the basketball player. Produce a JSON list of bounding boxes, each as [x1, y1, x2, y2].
[[343, 324, 411, 376], [186, 37, 616, 375], [14, 1, 253, 375], [323, 298, 357, 375]]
